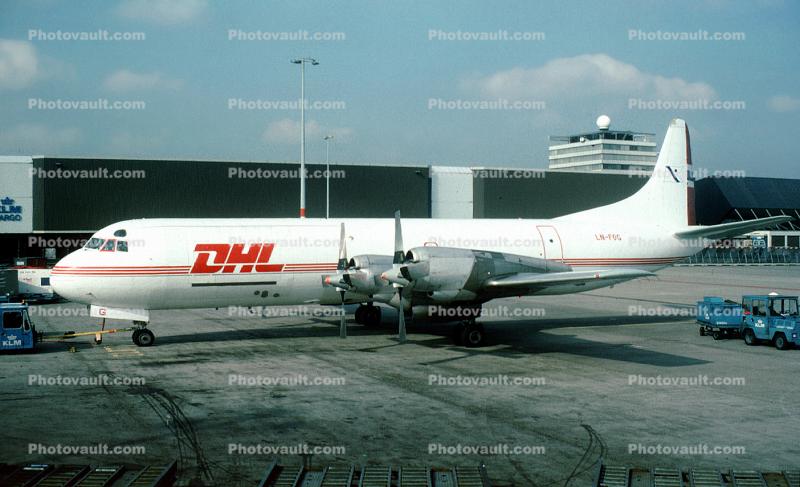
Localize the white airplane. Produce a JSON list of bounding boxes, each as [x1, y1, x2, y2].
[[50, 119, 789, 347]]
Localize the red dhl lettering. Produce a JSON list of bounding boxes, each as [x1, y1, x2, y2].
[[190, 243, 284, 274]]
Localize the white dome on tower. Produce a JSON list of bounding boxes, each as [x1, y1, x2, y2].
[[596, 115, 611, 131]]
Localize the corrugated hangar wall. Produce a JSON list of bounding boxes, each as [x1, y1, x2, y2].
[[473, 171, 647, 219], [32, 157, 432, 231], [30, 157, 652, 232]]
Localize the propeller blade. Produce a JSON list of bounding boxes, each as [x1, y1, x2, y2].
[[393, 210, 404, 265], [338, 290, 347, 339], [342, 272, 353, 287], [337, 222, 348, 270], [397, 287, 406, 342]]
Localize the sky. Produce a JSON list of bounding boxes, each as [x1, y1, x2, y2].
[[0, 0, 798, 177]]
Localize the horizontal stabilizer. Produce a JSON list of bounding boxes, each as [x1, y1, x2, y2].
[[674, 216, 792, 240], [485, 269, 654, 289]]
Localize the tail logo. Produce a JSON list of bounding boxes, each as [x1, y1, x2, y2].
[[665, 166, 681, 183]]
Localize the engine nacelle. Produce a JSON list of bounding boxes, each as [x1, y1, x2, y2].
[[402, 246, 570, 299], [346, 254, 393, 295], [402, 247, 477, 294]]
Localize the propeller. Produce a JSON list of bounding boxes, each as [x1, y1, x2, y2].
[[382, 211, 409, 342], [338, 223, 348, 338], [322, 223, 350, 339]]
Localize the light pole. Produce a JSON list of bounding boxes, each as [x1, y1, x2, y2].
[[290, 57, 319, 218], [324, 135, 334, 219]]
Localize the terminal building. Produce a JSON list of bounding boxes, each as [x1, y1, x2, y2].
[[548, 115, 658, 174]]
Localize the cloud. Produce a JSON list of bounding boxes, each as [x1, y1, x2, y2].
[[108, 131, 165, 154], [461, 53, 716, 101], [263, 118, 353, 145], [0, 40, 39, 90], [116, 0, 208, 25], [103, 69, 183, 92], [0, 123, 80, 153], [767, 95, 800, 113]]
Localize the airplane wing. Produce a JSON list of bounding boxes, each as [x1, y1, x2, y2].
[[484, 268, 654, 290], [673, 216, 792, 240]]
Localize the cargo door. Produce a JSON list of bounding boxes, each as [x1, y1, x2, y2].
[[536, 225, 564, 261]]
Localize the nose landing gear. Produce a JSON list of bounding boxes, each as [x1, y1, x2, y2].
[[132, 321, 155, 347]]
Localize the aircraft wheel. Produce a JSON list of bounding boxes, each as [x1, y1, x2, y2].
[[354, 305, 366, 324], [452, 323, 465, 345], [698, 326, 706, 336], [133, 328, 155, 347], [712, 330, 722, 340], [460, 321, 486, 348], [363, 306, 381, 327], [743, 329, 758, 346]]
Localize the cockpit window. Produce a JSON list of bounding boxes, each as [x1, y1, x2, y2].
[[85, 238, 104, 249], [101, 239, 116, 251], [114, 229, 127, 237], [117, 240, 128, 252]]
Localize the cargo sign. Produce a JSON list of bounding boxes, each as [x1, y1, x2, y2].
[[0, 197, 22, 222]]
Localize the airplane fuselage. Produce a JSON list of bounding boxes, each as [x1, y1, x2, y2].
[[51, 217, 702, 311]]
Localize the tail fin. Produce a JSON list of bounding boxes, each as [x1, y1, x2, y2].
[[558, 118, 694, 228]]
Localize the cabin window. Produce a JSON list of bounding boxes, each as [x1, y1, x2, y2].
[[101, 239, 116, 251], [85, 238, 104, 249], [752, 300, 766, 317], [114, 229, 127, 237], [117, 241, 128, 252], [2, 311, 23, 329], [771, 298, 798, 316]]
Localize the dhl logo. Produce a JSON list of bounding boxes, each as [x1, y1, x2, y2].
[[190, 243, 283, 274]]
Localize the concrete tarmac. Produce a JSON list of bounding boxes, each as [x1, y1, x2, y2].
[[2, 266, 799, 485]]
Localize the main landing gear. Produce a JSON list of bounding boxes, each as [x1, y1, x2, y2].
[[354, 304, 382, 327], [353, 303, 487, 347], [132, 321, 155, 347], [453, 319, 486, 348]]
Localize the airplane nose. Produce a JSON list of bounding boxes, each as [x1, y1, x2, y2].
[[50, 251, 91, 303]]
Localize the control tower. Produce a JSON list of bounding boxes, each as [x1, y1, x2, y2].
[[548, 115, 657, 174]]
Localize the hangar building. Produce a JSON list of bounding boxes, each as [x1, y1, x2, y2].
[[1, 155, 798, 265]]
